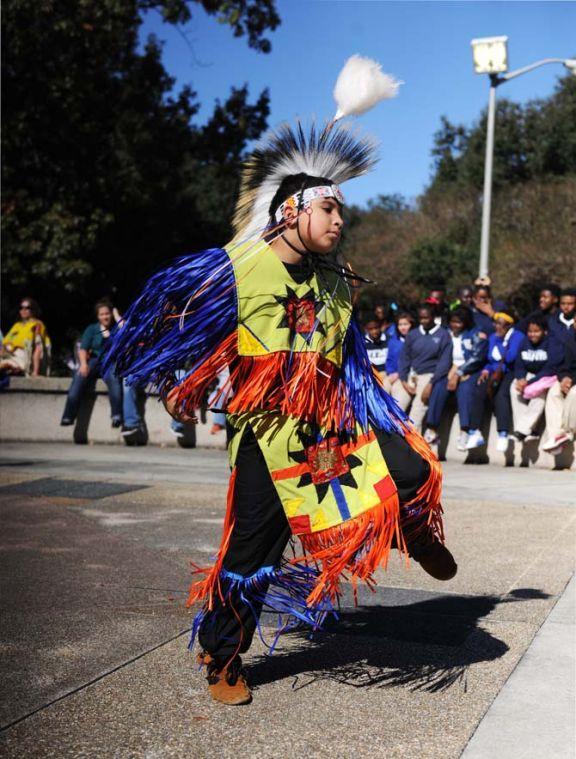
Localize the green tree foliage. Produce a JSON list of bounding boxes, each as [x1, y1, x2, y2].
[[2, 0, 276, 362], [348, 74, 576, 310]]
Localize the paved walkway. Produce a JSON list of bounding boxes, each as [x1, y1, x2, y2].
[[0, 442, 574, 758]]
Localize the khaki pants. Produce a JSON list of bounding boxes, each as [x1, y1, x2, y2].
[[510, 373, 546, 436], [544, 381, 576, 438], [392, 372, 433, 432]]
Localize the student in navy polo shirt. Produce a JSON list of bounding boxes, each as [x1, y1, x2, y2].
[[392, 303, 452, 432], [466, 310, 524, 451], [61, 299, 123, 427], [517, 283, 561, 334], [424, 306, 488, 449], [543, 323, 576, 455], [364, 320, 389, 387], [510, 315, 564, 441], [547, 288, 576, 342]]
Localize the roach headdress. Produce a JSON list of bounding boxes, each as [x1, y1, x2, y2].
[[232, 55, 401, 242]]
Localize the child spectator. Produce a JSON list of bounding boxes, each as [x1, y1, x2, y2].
[[364, 320, 388, 383], [427, 285, 450, 326], [542, 325, 576, 454], [511, 315, 563, 442], [60, 299, 123, 427], [466, 311, 524, 451], [384, 311, 415, 395], [424, 306, 488, 449], [517, 284, 561, 334], [471, 284, 495, 335], [547, 288, 576, 342], [374, 303, 396, 339], [392, 303, 452, 432], [1, 298, 51, 376], [451, 285, 474, 311]]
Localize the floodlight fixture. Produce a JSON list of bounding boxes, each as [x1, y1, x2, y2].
[[471, 36, 509, 75]]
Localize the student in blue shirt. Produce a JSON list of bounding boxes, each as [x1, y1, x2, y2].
[[547, 289, 576, 343], [510, 315, 564, 441], [424, 307, 488, 449], [383, 311, 415, 395], [364, 320, 388, 383], [466, 311, 524, 451], [392, 303, 452, 432]]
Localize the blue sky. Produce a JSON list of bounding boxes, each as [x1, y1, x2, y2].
[[140, 1, 576, 206]]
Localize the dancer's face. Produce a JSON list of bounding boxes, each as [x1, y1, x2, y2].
[[284, 197, 344, 254]]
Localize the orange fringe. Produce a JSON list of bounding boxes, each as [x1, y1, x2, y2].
[[175, 338, 354, 431], [186, 467, 237, 610], [295, 490, 403, 608]]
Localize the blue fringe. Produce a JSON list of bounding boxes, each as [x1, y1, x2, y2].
[[341, 317, 408, 435], [102, 248, 237, 394], [189, 562, 337, 655]]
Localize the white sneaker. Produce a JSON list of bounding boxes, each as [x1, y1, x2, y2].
[[465, 430, 485, 450], [457, 432, 468, 451], [542, 433, 571, 452], [424, 428, 439, 445], [496, 435, 509, 452]]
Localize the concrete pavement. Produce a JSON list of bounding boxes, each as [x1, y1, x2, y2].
[[0, 441, 574, 758]]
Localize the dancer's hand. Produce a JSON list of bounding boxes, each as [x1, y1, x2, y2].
[[164, 387, 198, 424]]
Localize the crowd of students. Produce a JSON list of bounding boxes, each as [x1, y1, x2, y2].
[[364, 282, 576, 462]]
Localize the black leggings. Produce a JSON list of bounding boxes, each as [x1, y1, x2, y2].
[[198, 426, 430, 658]]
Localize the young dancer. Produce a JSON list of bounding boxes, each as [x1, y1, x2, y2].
[[105, 57, 457, 705]]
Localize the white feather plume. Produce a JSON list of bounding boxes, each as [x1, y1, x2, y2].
[[333, 55, 401, 121]]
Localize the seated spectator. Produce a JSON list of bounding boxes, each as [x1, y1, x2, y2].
[[374, 303, 396, 339], [61, 299, 123, 428], [547, 288, 575, 342], [424, 306, 488, 449], [385, 311, 416, 394], [542, 324, 576, 455], [364, 320, 388, 382], [1, 298, 51, 376], [517, 283, 561, 334], [510, 315, 563, 442], [392, 303, 452, 432], [466, 311, 524, 451]]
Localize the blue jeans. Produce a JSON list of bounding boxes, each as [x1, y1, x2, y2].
[[62, 357, 122, 422], [427, 371, 481, 430], [123, 381, 146, 428]]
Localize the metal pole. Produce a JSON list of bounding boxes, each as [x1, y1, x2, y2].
[[478, 81, 497, 279]]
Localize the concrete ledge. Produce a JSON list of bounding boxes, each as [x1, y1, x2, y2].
[[0, 377, 574, 467], [0, 376, 226, 449]]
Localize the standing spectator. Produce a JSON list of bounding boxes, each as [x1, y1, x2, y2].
[[466, 311, 524, 451], [424, 307, 488, 449], [542, 324, 576, 454], [393, 303, 452, 432], [510, 315, 563, 442], [364, 320, 388, 384], [427, 285, 450, 326], [517, 283, 561, 333], [374, 303, 396, 339], [471, 284, 496, 335], [547, 288, 576, 342], [61, 300, 123, 427], [451, 285, 474, 311], [1, 298, 51, 376]]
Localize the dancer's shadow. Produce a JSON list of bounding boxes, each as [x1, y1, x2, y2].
[[249, 588, 550, 693]]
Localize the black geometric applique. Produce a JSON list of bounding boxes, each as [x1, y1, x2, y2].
[[275, 286, 326, 342], [288, 433, 363, 503]]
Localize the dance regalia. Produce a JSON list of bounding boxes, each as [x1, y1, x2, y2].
[[106, 235, 443, 642], [106, 63, 449, 650]]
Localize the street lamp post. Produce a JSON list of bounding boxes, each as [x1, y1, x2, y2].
[[470, 36, 576, 279]]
